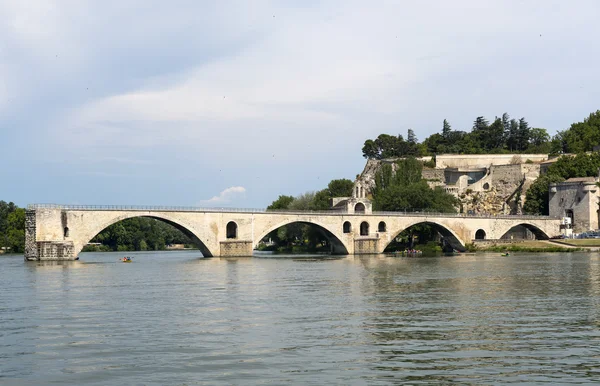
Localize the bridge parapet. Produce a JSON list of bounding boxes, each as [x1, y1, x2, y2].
[[27, 204, 558, 220]]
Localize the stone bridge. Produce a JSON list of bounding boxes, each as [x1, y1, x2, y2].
[[24, 204, 561, 260]]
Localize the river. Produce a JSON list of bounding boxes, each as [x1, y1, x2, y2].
[[2, 251, 600, 385]]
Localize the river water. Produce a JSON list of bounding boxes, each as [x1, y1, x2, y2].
[[2, 251, 600, 385]]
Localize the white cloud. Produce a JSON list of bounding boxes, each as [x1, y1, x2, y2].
[[199, 186, 246, 206]]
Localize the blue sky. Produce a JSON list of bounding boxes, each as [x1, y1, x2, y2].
[[1, 1, 599, 208]]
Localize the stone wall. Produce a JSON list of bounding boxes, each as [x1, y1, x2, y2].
[[422, 169, 445, 187], [25, 210, 37, 260], [354, 238, 378, 254], [37, 241, 74, 260], [549, 180, 600, 232], [220, 240, 253, 257], [436, 154, 548, 169]]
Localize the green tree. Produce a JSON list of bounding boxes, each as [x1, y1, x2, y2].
[[442, 119, 452, 139], [372, 157, 459, 213], [523, 174, 565, 215], [362, 139, 378, 159], [560, 110, 600, 153], [267, 195, 295, 210], [524, 152, 600, 214], [6, 208, 25, 253], [327, 179, 354, 198]]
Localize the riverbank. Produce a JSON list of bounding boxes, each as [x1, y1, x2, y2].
[[471, 240, 584, 253]]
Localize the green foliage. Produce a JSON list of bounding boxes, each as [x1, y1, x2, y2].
[[267, 195, 295, 210], [327, 179, 354, 197], [0, 201, 25, 253], [362, 111, 586, 157], [90, 217, 193, 251], [362, 131, 423, 159], [524, 153, 600, 215], [559, 110, 600, 153], [372, 158, 459, 212], [263, 178, 354, 252]]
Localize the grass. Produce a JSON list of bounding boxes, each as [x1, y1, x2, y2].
[[550, 239, 600, 247], [476, 240, 582, 253]]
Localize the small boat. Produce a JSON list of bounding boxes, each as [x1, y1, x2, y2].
[[501, 252, 510, 257], [120, 257, 133, 263]]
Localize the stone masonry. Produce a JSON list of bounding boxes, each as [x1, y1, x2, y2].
[[25, 206, 560, 261]]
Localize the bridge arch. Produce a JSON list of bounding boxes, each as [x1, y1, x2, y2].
[[499, 223, 550, 240], [385, 220, 467, 252], [72, 213, 214, 258], [254, 219, 349, 255]]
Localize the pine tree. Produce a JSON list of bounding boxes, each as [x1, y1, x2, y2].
[[517, 118, 530, 151], [442, 119, 452, 139]]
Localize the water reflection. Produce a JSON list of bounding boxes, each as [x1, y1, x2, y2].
[[3, 251, 600, 384]]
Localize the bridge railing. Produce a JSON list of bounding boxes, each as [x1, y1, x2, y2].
[[27, 204, 559, 220]]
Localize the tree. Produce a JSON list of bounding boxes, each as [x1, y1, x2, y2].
[[362, 139, 378, 159], [523, 152, 600, 214], [523, 174, 565, 215], [372, 157, 458, 213], [560, 110, 600, 153], [6, 208, 25, 253], [506, 118, 519, 151], [407, 129, 417, 144], [327, 179, 354, 198], [267, 195, 295, 210], [442, 119, 452, 139], [517, 118, 531, 151], [485, 117, 505, 151]]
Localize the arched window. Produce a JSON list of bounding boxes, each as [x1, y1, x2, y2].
[[354, 203, 366, 213], [483, 182, 490, 190], [343, 221, 352, 233], [360, 221, 369, 236], [475, 229, 486, 240], [63, 227, 69, 238], [226, 221, 238, 239], [378, 221, 386, 232]]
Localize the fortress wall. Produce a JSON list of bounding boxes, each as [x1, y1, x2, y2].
[[435, 154, 548, 169]]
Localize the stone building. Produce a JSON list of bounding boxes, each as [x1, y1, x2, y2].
[[351, 154, 548, 215], [549, 177, 600, 233]]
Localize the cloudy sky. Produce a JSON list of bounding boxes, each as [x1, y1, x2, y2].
[[1, 1, 599, 208]]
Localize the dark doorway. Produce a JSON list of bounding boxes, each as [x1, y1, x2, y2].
[[343, 221, 352, 233], [226, 221, 238, 239], [360, 221, 369, 236]]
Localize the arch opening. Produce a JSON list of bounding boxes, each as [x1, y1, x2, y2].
[[475, 229, 486, 240], [378, 221, 387, 232], [256, 221, 348, 255], [81, 215, 212, 258], [355, 203, 366, 213], [360, 221, 370, 236], [343, 221, 352, 233], [500, 223, 549, 240], [64, 227, 69, 238], [384, 221, 466, 253], [226, 221, 238, 239]]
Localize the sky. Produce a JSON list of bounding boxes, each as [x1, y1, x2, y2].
[[1, 0, 599, 209]]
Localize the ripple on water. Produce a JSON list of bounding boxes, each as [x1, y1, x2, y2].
[[2, 251, 600, 384]]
